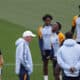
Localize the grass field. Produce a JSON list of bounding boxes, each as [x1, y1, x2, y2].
[[0, 0, 80, 80]]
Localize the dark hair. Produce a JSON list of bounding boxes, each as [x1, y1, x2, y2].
[[42, 14, 53, 21], [65, 31, 73, 39], [56, 22, 62, 30]]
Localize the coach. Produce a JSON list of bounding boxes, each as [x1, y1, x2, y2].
[[15, 30, 36, 80]]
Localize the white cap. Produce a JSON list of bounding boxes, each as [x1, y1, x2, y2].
[[22, 30, 36, 37]]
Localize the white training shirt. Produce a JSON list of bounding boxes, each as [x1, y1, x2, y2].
[[76, 17, 80, 42], [42, 25, 52, 50], [51, 33, 59, 57]]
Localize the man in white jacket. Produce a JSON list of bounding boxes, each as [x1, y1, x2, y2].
[[57, 32, 80, 80], [15, 30, 36, 80]]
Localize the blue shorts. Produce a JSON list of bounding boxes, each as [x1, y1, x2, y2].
[[19, 64, 30, 80]]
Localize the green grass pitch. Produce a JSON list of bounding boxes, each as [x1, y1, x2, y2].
[[0, 0, 80, 80]]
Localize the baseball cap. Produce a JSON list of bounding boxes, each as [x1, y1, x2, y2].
[[22, 30, 36, 37]]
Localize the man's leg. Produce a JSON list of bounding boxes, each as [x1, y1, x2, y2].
[[19, 71, 29, 80], [19, 72, 23, 80], [19, 65, 30, 80], [53, 62, 61, 80], [42, 50, 52, 80], [43, 60, 49, 80], [23, 73, 30, 80]]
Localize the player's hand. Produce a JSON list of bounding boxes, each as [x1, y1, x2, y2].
[[69, 67, 76, 73], [70, 68, 73, 73]]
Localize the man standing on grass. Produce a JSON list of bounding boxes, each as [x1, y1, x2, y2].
[[57, 32, 80, 80], [15, 30, 36, 80], [38, 14, 53, 80]]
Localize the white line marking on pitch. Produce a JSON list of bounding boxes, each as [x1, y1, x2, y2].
[[4, 63, 52, 66]]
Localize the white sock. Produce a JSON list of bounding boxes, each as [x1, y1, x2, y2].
[[44, 75, 48, 80], [60, 73, 62, 80]]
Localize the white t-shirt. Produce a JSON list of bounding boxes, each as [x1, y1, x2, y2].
[[76, 17, 80, 42], [51, 33, 59, 57], [42, 26, 52, 50]]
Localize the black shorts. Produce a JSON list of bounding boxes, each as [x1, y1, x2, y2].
[[42, 50, 54, 61]]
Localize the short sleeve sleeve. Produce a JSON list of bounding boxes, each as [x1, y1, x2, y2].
[[58, 32, 65, 45], [72, 16, 78, 27], [37, 26, 43, 38]]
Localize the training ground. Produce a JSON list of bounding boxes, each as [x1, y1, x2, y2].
[[0, 0, 80, 80]]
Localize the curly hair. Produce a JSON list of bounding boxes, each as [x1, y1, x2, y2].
[[42, 14, 53, 21]]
